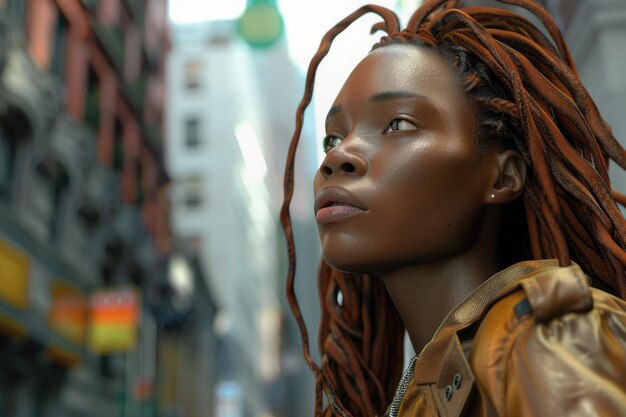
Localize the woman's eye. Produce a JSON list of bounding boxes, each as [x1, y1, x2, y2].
[[384, 118, 417, 133], [323, 135, 342, 153]]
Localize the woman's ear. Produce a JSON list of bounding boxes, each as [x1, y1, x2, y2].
[[485, 149, 526, 204]]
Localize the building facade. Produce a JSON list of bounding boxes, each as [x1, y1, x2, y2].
[[166, 20, 274, 416], [0, 1, 214, 416], [165, 16, 319, 416]]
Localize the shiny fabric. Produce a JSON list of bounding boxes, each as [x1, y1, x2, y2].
[[395, 260, 626, 417]]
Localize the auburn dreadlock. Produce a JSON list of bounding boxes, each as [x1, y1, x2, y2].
[[280, 1, 626, 416]]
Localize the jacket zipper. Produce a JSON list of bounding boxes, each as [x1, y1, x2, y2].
[[388, 355, 418, 417]]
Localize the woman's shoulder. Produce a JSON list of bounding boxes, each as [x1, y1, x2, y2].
[[469, 263, 626, 416]]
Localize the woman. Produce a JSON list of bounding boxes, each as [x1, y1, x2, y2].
[[281, 1, 626, 416]]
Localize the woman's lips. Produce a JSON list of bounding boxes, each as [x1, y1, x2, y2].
[[314, 187, 367, 224], [315, 203, 365, 224]]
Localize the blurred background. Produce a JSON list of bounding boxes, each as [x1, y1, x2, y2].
[[0, 0, 624, 416]]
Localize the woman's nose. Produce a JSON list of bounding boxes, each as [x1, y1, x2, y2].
[[319, 137, 367, 178]]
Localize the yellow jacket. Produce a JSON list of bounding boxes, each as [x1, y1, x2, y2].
[[392, 260, 626, 417]]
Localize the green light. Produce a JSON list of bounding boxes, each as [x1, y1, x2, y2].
[[237, 2, 284, 48]]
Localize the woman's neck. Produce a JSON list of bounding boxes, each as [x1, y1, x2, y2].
[[379, 214, 503, 354], [381, 254, 501, 354]]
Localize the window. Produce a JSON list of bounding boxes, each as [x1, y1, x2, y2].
[[0, 133, 10, 201], [186, 191, 202, 208], [113, 118, 124, 173], [184, 177, 203, 209], [84, 66, 101, 128], [121, 8, 140, 83], [184, 61, 203, 90], [135, 160, 144, 205], [0, 108, 31, 204], [182, 236, 203, 253], [185, 117, 201, 148], [51, 13, 69, 79]]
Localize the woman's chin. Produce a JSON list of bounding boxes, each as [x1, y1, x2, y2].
[[322, 253, 372, 275]]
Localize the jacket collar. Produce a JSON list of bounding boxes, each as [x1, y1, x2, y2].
[[412, 259, 561, 384]]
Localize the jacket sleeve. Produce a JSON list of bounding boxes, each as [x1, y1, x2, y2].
[[469, 265, 626, 417]]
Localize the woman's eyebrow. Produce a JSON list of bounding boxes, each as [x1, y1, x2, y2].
[[370, 91, 425, 102], [327, 92, 430, 121], [326, 104, 342, 120]]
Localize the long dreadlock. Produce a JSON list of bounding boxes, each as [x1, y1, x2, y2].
[[280, 1, 626, 416]]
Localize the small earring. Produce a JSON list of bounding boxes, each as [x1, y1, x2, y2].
[[490, 194, 495, 198]]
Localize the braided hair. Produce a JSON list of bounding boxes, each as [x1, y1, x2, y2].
[[280, 1, 626, 416]]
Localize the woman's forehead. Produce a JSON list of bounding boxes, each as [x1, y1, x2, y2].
[[332, 44, 468, 110]]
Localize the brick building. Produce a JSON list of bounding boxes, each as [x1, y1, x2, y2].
[[0, 0, 185, 416]]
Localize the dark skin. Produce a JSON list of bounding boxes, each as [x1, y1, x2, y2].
[[313, 44, 526, 353]]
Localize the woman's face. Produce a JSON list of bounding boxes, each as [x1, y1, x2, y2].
[[313, 44, 500, 275]]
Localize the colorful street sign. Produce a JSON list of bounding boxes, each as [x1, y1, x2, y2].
[[88, 287, 140, 354], [0, 238, 30, 310], [49, 280, 87, 345]]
